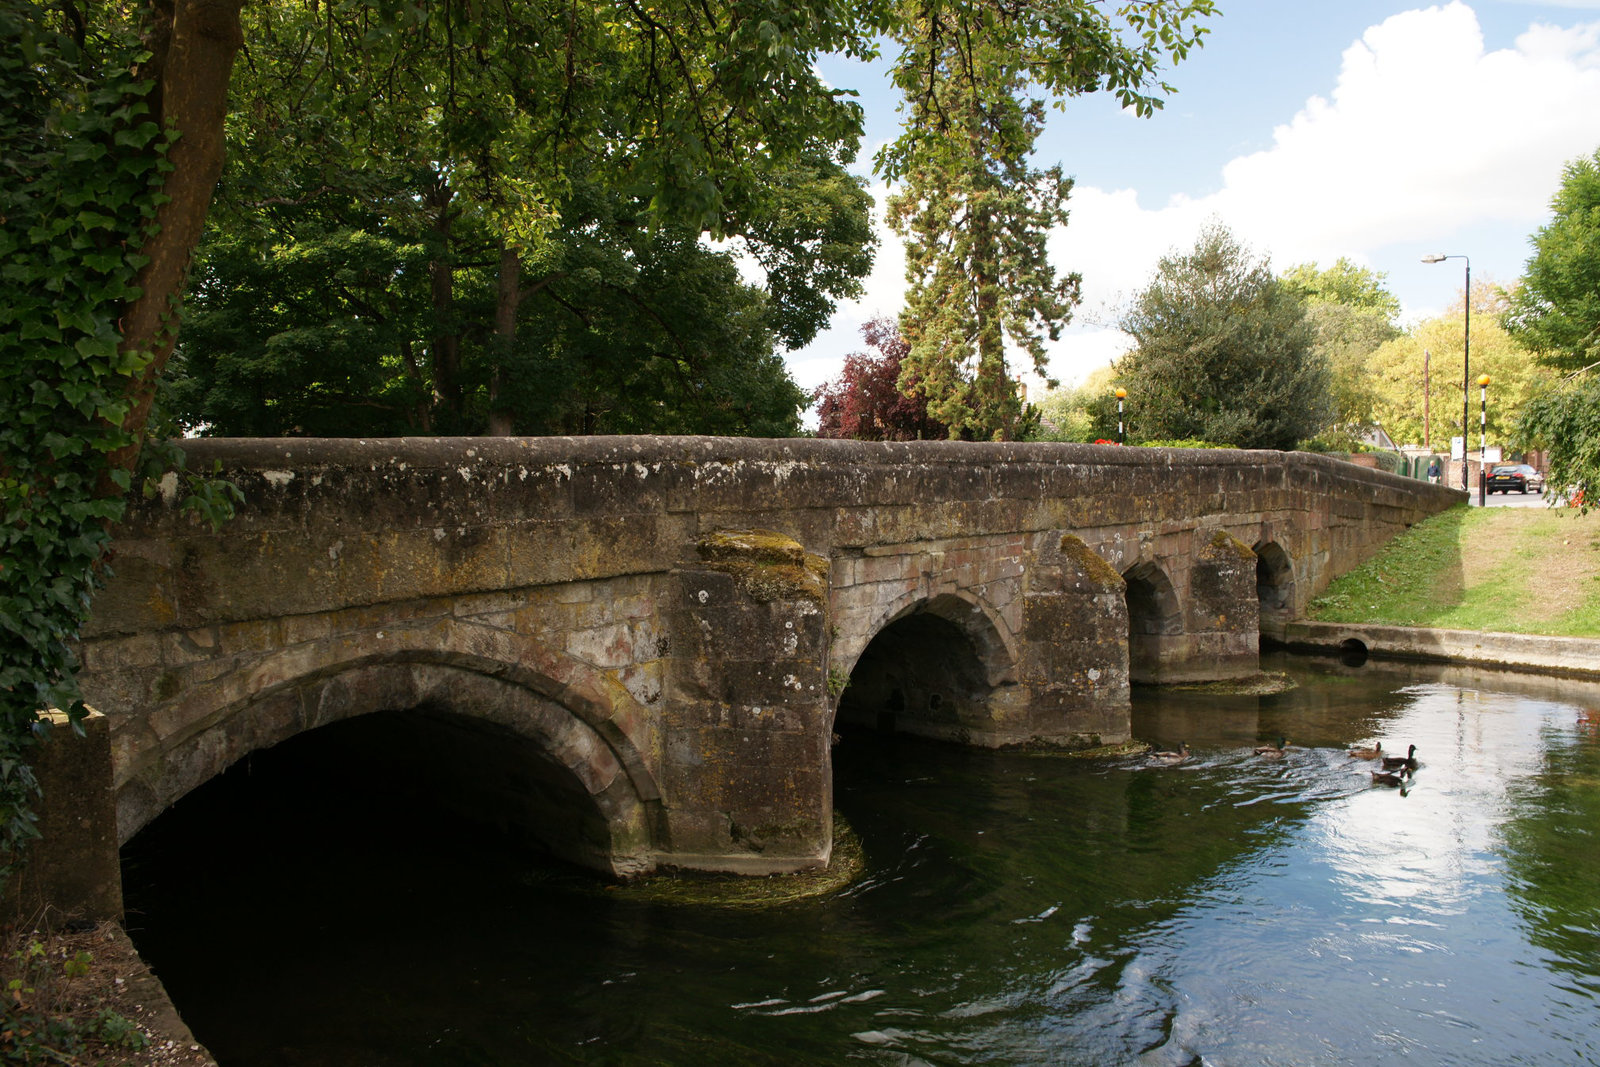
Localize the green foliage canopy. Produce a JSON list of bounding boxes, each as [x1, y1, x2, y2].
[[1505, 146, 1600, 372], [1114, 224, 1331, 450], [1280, 258, 1402, 444], [169, 0, 873, 437], [1366, 286, 1549, 451]]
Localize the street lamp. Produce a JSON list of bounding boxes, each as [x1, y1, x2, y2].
[[1422, 253, 1469, 491], [1115, 387, 1127, 445]]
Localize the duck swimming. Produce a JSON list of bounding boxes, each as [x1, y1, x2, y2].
[[1254, 736, 1289, 758], [1371, 767, 1412, 787], [1381, 744, 1418, 771], [1348, 741, 1383, 760], [1150, 742, 1190, 765]]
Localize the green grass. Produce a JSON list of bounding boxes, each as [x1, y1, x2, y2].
[[1307, 504, 1600, 637]]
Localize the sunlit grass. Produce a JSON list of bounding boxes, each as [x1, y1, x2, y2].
[[1308, 505, 1600, 636]]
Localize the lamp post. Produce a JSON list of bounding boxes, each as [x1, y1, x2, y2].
[[1115, 387, 1127, 445], [1422, 253, 1469, 492], [1478, 373, 1491, 505]]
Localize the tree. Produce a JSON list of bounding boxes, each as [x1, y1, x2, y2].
[[1365, 283, 1550, 451], [813, 319, 950, 440], [879, 0, 1215, 441], [172, 178, 819, 438], [1516, 374, 1600, 512], [1505, 146, 1600, 372], [1281, 259, 1401, 444], [1115, 223, 1331, 450], [171, 0, 872, 437], [1033, 365, 1119, 442]]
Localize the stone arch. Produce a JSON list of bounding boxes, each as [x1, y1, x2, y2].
[[833, 592, 1017, 745], [1254, 540, 1296, 638], [1122, 560, 1182, 684], [112, 620, 662, 879]]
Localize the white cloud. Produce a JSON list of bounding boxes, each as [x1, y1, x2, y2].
[[787, 3, 1600, 396]]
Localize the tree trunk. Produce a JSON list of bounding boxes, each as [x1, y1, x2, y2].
[[110, 0, 244, 472], [969, 199, 1015, 442], [426, 178, 463, 430], [486, 240, 522, 436]]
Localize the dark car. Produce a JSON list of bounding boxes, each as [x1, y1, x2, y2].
[[1487, 463, 1542, 494]]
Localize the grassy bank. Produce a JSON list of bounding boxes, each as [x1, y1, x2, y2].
[[1308, 504, 1600, 637]]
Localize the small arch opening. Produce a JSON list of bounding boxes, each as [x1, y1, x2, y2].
[[836, 609, 991, 743], [1340, 638, 1370, 667], [1123, 561, 1182, 684], [1255, 541, 1295, 640]]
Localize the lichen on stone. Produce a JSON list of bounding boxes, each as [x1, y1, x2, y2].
[[697, 528, 828, 604]]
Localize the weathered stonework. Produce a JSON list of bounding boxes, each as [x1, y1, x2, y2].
[[73, 436, 1460, 884]]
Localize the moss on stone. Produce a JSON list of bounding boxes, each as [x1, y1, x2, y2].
[[1058, 533, 1124, 587], [698, 528, 805, 565], [1203, 530, 1256, 561], [601, 816, 866, 908], [697, 528, 828, 604], [1155, 671, 1296, 695]]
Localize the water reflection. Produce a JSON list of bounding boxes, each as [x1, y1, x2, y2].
[[121, 654, 1600, 1066]]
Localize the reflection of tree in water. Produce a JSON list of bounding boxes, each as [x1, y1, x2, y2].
[[1497, 729, 1600, 993]]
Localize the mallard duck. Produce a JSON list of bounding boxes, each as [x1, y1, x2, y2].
[[1371, 767, 1412, 787], [1150, 742, 1190, 765], [1348, 741, 1383, 760], [1381, 744, 1418, 771], [1254, 736, 1288, 758]]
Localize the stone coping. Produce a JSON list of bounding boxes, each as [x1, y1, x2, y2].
[[1280, 620, 1600, 680], [169, 435, 1464, 495]]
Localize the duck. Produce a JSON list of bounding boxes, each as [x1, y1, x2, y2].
[[1381, 744, 1418, 771], [1254, 736, 1289, 758], [1347, 741, 1383, 760], [1371, 767, 1412, 788], [1150, 742, 1190, 765]]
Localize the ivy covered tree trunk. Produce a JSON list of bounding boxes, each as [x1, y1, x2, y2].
[[111, 0, 245, 473], [1, 0, 242, 872]]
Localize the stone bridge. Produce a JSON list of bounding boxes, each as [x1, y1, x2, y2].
[[79, 437, 1458, 880]]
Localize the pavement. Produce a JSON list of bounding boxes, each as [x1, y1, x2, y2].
[[1468, 486, 1560, 508]]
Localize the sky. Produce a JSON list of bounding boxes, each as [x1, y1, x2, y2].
[[788, 0, 1600, 405]]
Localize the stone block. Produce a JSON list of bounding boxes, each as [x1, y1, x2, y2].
[[5, 711, 123, 925]]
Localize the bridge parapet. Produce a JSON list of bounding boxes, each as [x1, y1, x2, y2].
[[80, 436, 1460, 879]]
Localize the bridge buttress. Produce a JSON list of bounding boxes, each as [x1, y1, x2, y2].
[[658, 529, 834, 873], [1014, 533, 1132, 745]]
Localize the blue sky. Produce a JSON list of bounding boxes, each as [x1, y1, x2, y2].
[[790, 0, 1600, 400]]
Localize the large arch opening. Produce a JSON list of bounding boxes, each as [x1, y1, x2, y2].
[[117, 652, 660, 879], [1255, 540, 1295, 640], [118, 700, 632, 1065], [1123, 561, 1182, 684], [834, 596, 1001, 744]]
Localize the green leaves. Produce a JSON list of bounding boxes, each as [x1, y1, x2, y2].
[[877, 0, 1211, 441], [1504, 146, 1600, 372], [1116, 223, 1330, 450], [1, 3, 177, 838]]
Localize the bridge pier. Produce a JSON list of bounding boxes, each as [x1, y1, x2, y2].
[[659, 530, 834, 873]]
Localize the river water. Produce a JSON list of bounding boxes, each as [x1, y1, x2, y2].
[[122, 653, 1600, 1066]]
